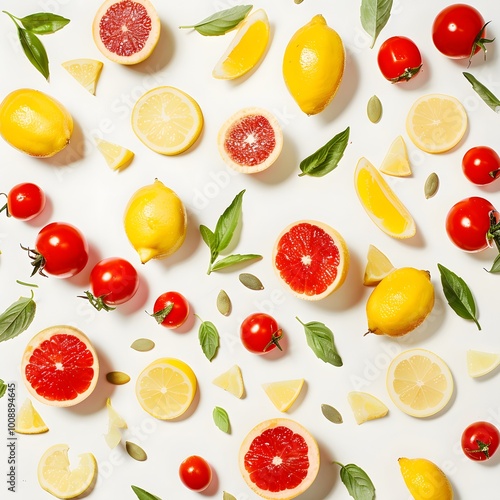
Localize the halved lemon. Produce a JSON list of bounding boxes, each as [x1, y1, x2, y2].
[[467, 350, 500, 378], [95, 138, 134, 170], [386, 349, 454, 418], [379, 136, 411, 177], [347, 391, 389, 424], [363, 244, 395, 286], [15, 398, 48, 434], [104, 398, 127, 448], [406, 93, 467, 154], [212, 365, 245, 398], [262, 379, 305, 412], [62, 59, 103, 95], [213, 9, 270, 79], [131, 86, 203, 155], [355, 157, 416, 239]]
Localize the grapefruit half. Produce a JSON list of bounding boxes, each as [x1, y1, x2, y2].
[[92, 0, 161, 65], [21, 326, 99, 407], [239, 418, 320, 499], [217, 107, 283, 173], [272, 220, 349, 300]]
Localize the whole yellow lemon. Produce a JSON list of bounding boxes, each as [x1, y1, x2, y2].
[[124, 179, 187, 264], [283, 15, 345, 115], [0, 89, 73, 157]]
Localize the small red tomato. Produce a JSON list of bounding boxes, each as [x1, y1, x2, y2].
[[377, 36, 422, 83], [3, 182, 46, 220], [461, 421, 500, 461], [240, 313, 283, 354], [462, 146, 500, 185], [151, 291, 189, 328], [179, 455, 212, 492]]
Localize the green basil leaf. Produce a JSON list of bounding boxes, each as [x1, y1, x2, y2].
[[296, 318, 343, 366], [131, 485, 162, 500], [197, 318, 220, 361], [179, 5, 252, 36], [299, 127, 350, 177], [0, 293, 36, 343], [18, 13, 70, 34], [486, 253, 500, 273], [0, 380, 6, 399], [360, 0, 393, 49], [18, 27, 49, 80], [214, 190, 245, 253], [437, 263, 481, 330], [463, 72, 500, 112], [213, 406, 231, 433], [211, 253, 262, 272], [200, 224, 216, 250], [337, 462, 376, 500]]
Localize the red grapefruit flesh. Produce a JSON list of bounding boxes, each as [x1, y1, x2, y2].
[[239, 418, 320, 499], [272, 220, 349, 300], [21, 326, 99, 407], [218, 107, 283, 173], [92, 0, 161, 65]]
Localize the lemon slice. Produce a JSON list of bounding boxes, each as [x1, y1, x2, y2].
[[262, 379, 304, 412], [406, 93, 467, 153], [38, 444, 97, 499], [213, 9, 270, 79], [61, 59, 103, 95], [379, 136, 411, 177], [347, 391, 389, 424], [15, 398, 48, 434], [95, 138, 134, 170], [467, 350, 500, 378], [104, 398, 127, 448], [363, 244, 395, 286], [386, 348, 454, 418], [355, 157, 416, 239], [131, 86, 204, 155], [212, 365, 245, 398], [135, 357, 197, 420]]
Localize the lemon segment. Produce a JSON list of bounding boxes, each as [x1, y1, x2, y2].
[[62, 59, 103, 95], [212, 365, 245, 398], [213, 9, 270, 79], [15, 398, 48, 434], [379, 136, 412, 177], [355, 157, 416, 239], [262, 379, 305, 412], [104, 398, 127, 448], [95, 138, 134, 170], [37, 444, 97, 499], [363, 244, 395, 286], [347, 391, 389, 425], [467, 350, 500, 378], [387, 349, 454, 418], [406, 93, 467, 153], [135, 357, 197, 420]]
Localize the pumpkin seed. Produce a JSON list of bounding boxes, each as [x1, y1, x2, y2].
[[216, 289, 231, 316], [223, 493, 237, 500], [367, 95, 382, 123], [130, 338, 155, 352], [106, 371, 130, 385], [239, 273, 264, 290], [321, 403, 343, 424], [126, 441, 147, 461], [424, 172, 439, 199]]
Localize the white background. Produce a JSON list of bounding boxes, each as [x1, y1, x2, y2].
[[1, 0, 500, 499]]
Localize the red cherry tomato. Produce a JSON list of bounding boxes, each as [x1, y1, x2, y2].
[[377, 36, 422, 83], [462, 146, 500, 185], [179, 455, 212, 492], [151, 291, 189, 328], [2, 182, 45, 220], [461, 421, 500, 461], [445, 197, 498, 252], [240, 313, 283, 354], [432, 4, 491, 60]]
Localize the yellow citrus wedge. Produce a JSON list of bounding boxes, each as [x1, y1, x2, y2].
[[95, 137, 134, 170], [347, 391, 389, 424], [213, 9, 270, 79], [467, 350, 500, 378], [387, 349, 454, 418], [15, 398, 48, 434], [406, 93, 467, 153], [61, 59, 103, 95], [212, 365, 245, 398], [104, 398, 127, 448], [363, 244, 395, 286], [135, 357, 197, 420], [37, 444, 97, 499], [262, 379, 305, 412], [131, 86, 203, 155], [379, 136, 412, 177], [354, 157, 416, 239]]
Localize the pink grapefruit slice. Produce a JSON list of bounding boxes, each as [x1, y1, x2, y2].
[[217, 107, 283, 173], [272, 220, 349, 300], [239, 418, 320, 499], [92, 0, 161, 65], [21, 325, 99, 407]]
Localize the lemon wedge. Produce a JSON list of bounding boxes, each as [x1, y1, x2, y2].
[[212, 365, 245, 398], [363, 244, 395, 286], [347, 391, 389, 424], [262, 379, 304, 412], [15, 398, 48, 434], [95, 137, 134, 170], [62, 59, 103, 95], [379, 136, 411, 177], [104, 398, 127, 448], [467, 350, 500, 378]]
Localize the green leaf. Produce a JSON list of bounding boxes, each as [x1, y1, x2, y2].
[[17, 12, 70, 34], [463, 72, 500, 112], [0, 293, 36, 343], [197, 317, 220, 361], [214, 190, 245, 253], [299, 127, 350, 177], [360, 0, 393, 49], [148, 303, 173, 325], [17, 27, 49, 80], [335, 462, 376, 500], [199, 224, 216, 250], [211, 253, 262, 272], [213, 406, 231, 433], [296, 318, 343, 366], [437, 263, 481, 330], [179, 5, 252, 36], [0, 380, 6, 399], [486, 253, 500, 273], [131, 485, 162, 500]]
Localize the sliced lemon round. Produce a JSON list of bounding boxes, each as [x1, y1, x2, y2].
[[363, 244, 395, 286], [347, 391, 389, 425], [15, 398, 48, 434], [467, 349, 500, 378], [386, 349, 454, 418], [62, 58, 103, 95], [262, 379, 305, 412], [406, 93, 467, 154], [379, 136, 411, 177], [212, 364, 245, 398], [95, 137, 134, 170], [131, 86, 203, 155], [135, 357, 197, 420]]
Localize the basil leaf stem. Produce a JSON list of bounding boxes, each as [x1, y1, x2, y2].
[[296, 317, 343, 366], [179, 5, 252, 36], [333, 462, 376, 500], [0, 291, 36, 343], [463, 72, 500, 112], [360, 0, 393, 49]]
